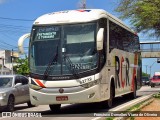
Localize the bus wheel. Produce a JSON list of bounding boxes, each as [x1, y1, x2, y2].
[[27, 101, 36, 107], [151, 84, 155, 88], [49, 104, 61, 112], [129, 80, 137, 99], [107, 86, 114, 108]]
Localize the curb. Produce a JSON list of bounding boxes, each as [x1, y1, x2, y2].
[[92, 94, 153, 120], [110, 94, 153, 112], [113, 97, 154, 120]]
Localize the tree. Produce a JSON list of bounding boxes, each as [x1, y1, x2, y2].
[[13, 56, 29, 75], [142, 71, 150, 77], [115, 0, 160, 37]]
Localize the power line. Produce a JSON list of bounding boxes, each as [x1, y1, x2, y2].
[[0, 43, 15, 50], [0, 22, 31, 31], [0, 41, 17, 47], [0, 24, 30, 50], [0, 23, 31, 27], [0, 17, 34, 21], [0, 33, 20, 44]]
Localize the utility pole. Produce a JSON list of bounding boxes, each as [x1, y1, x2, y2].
[[80, 0, 86, 9], [0, 57, 4, 75], [144, 65, 148, 75], [11, 49, 14, 75], [149, 61, 156, 77]]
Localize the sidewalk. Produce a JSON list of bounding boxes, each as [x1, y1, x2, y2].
[[133, 98, 160, 120]]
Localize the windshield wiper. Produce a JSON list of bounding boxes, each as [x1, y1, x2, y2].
[[64, 54, 79, 79], [43, 46, 58, 79]]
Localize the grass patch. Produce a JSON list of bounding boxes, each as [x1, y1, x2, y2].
[[120, 98, 153, 120], [126, 102, 141, 111], [130, 117, 135, 120], [106, 118, 114, 120], [105, 97, 154, 120], [153, 92, 160, 99]]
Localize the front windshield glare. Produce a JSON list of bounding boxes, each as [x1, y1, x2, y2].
[[64, 23, 96, 55], [30, 22, 98, 76]]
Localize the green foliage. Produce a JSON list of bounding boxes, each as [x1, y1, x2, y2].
[[116, 0, 160, 37], [106, 118, 114, 120], [153, 93, 160, 99], [142, 72, 150, 77], [13, 56, 29, 75]]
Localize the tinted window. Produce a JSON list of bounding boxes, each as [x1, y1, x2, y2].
[[21, 76, 28, 85], [0, 77, 13, 88], [109, 21, 139, 52], [142, 77, 149, 81], [15, 76, 21, 84], [64, 23, 96, 55], [153, 76, 160, 79]]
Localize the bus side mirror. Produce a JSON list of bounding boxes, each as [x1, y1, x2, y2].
[[18, 33, 30, 54], [97, 28, 104, 51], [157, 58, 160, 63]]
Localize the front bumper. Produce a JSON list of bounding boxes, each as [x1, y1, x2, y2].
[[151, 82, 160, 86], [0, 97, 8, 108], [30, 84, 106, 105]]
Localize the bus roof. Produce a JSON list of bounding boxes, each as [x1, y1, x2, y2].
[[33, 9, 135, 34]]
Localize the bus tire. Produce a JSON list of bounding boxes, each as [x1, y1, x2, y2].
[[151, 84, 155, 88], [49, 104, 61, 112], [27, 101, 36, 107], [100, 81, 114, 109], [129, 79, 137, 99], [107, 83, 114, 108]]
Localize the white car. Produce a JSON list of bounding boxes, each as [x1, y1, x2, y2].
[[0, 75, 34, 111]]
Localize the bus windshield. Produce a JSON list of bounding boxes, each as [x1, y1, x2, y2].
[[29, 22, 98, 77]]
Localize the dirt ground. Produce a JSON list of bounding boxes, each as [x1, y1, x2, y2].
[[133, 98, 160, 120]]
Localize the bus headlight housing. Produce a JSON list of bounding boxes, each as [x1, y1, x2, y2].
[[81, 79, 100, 88], [29, 84, 42, 90], [0, 93, 6, 97]]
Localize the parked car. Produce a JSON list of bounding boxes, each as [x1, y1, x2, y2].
[[142, 76, 150, 85], [150, 75, 160, 87], [0, 75, 34, 111]]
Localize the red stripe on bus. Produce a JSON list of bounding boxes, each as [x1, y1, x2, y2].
[[131, 54, 138, 91], [35, 79, 46, 88], [120, 57, 125, 88]]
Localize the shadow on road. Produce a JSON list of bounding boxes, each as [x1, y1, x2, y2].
[[0, 104, 29, 113], [40, 96, 140, 117]]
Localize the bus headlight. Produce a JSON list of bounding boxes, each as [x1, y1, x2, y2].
[[81, 79, 100, 88], [0, 93, 6, 97], [29, 84, 42, 90]]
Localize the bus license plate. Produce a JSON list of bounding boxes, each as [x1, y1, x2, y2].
[[56, 96, 68, 101]]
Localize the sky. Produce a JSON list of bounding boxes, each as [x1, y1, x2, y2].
[[0, 0, 159, 76]]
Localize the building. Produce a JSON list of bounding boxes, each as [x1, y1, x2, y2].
[[0, 50, 19, 75]]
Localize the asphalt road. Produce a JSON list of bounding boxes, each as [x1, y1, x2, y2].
[[137, 85, 160, 96], [0, 85, 159, 120]]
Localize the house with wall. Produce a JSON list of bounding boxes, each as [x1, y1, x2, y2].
[[0, 50, 19, 75]]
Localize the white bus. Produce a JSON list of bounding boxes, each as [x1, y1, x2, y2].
[[18, 9, 142, 111]]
